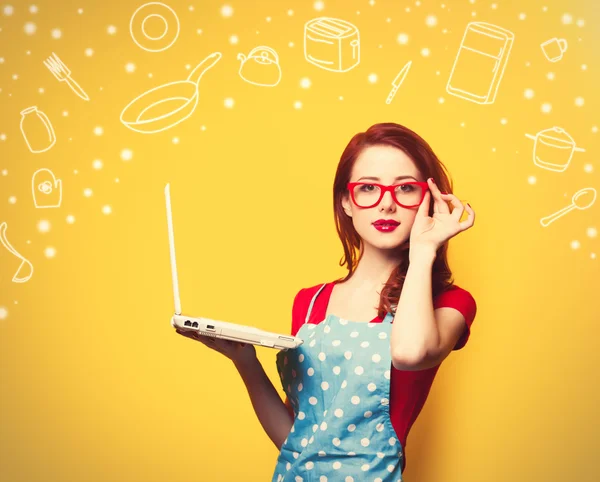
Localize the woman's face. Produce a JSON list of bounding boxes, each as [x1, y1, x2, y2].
[[341, 144, 426, 250]]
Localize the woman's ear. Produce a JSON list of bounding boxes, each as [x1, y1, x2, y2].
[[341, 194, 353, 217]]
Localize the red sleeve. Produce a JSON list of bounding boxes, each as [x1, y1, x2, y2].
[[291, 288, 308, 336], [433, 285, 477, 350]]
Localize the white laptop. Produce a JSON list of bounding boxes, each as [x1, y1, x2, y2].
[[165, 183, 304, 350]]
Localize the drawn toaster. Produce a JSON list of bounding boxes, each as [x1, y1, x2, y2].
[[304, 17, 360, 72]]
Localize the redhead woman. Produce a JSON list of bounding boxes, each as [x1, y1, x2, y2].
[[175, 122, 477, 481]]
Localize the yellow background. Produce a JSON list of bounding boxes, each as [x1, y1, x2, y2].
[[1, 0, 598, 481]]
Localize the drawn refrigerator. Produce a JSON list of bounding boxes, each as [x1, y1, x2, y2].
[[446, 22, 515, 104]]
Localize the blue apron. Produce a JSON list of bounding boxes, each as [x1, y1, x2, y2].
[[272, 283, 404, 482]]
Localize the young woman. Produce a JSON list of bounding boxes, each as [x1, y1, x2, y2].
[[175, 122, 477, 481]]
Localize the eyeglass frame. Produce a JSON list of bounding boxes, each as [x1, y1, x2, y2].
[[346, 181, 430, 208]]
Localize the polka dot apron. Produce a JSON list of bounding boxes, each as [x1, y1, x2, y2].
[[271, 283, 404, 482]]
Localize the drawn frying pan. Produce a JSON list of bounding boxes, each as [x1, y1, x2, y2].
[[120, 52, 222, 134]]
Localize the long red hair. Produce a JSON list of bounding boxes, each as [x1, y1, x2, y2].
[[332, 122, 456, 317]]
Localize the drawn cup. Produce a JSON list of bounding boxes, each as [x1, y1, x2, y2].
[[541, 38, 568, 63]]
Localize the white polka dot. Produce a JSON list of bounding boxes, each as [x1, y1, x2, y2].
[[298, 354, 304, 362], [348, 424, 356, 432], [332, 340, 341, 346], [301, 438, 308, 447], [321, 381, 329, 390], [298, 411, 306, 420], [333, 461, 342, 469], [309, 435, 314, 444], [309, 397, 318, 405], [318, 352, 326, 361], [320, 421, 328, 430], [376, 423, 385, 432], [360, 341, 370, 348], [361, 438, 370, 447], [307, 324, 315, 330], [333, 366, 341, 375], [350, 331, 359, 337], [375, 478, 383, 482], [351, 396, 360, 404], [318, 451, 326, 457], [333, 438, 341, 447], [344, 351, 353, 360], [293, 452, 299, 459], [361, 464, 370, 471], [341, 380, 348, 388], [309, 339, 316, 347], [381, 398, 389, 406], [364, 410, 373, 418], [339, 319, 348, 325], [345, 477, 354, 482], [305, 461, 314, 470], [387, 465, 395, 472], [354, 366, 364, 375], [307, 367, 314, 376], [379, 332, 388, 339], [377, 452, 385, 458], [298, 383, 303, 391], [384, 370, 391, 379], [313, 424, 319, 432], [368, 383, 377, 392], [324, 325, 331, 333], [334, 408, 344, 417], [372, 353, 381, 362], [389, 437, 397, 445]]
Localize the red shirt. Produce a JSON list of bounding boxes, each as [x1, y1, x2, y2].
[[285, 281, 477, 473]]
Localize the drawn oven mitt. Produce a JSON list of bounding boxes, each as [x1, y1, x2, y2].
[[32, 168, 62, 208], [237, 46, 282, 87]]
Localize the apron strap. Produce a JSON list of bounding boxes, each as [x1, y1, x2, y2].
[[304, 283, 328, 324]]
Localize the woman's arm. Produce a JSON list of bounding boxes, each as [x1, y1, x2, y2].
[[234, 357, 293, 450], [390, 247, 439, 367]]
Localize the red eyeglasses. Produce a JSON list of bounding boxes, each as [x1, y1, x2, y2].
[[347, 182, 429, 208]]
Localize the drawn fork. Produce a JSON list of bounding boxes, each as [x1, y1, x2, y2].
[[43, 52, 90, 101]]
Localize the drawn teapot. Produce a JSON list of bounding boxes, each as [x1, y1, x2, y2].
[[237, 46, 282, 87]]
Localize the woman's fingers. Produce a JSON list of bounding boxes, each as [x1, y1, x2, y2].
[[427, 178, 450, 214]]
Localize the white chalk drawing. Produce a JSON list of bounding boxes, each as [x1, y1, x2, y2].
[[446, 22, 514, 104], [20, 106, 56, 153], [120, 52, 222, 134], [237, 46, 282, 87], [0, 222, 34, 283], [130, 2, 180, 52], [541, 37, 568, 62], [525, 126, 585, 173], [540, 188, 596, 227], [43, 52, 89, 101], [32, 168, 62, 208], [386, 60, 412, 104], [304, 17, 360, 72]]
